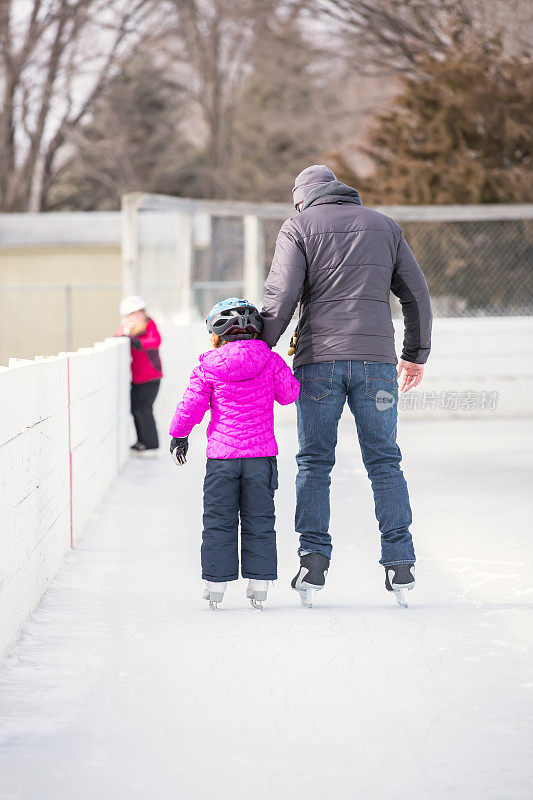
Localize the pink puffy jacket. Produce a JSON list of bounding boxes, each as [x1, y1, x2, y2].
[[169, 339, 300, 459]]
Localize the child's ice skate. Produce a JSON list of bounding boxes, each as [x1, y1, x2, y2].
[[291, 553, 330, 608], [246, 579, 269, 610], [203, 581, 227, 610], [385, 563, 415, 607]]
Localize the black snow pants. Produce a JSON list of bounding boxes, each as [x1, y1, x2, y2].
[[131, 379, 160, 449], [202, 457, 279, 582]]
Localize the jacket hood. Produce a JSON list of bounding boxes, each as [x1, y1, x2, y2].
[[200, 338, 271, 382], [292, 164, 337, 207], [301, 180, 362, 212]]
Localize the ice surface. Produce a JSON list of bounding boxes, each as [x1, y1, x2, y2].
[[0, 411, 532, 799]]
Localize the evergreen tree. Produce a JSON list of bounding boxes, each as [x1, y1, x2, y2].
[[327, 34, 533, 315], [355, 33, 532, 205]]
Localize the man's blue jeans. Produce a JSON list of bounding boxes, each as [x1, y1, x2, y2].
[[294, 360, 415, 566]]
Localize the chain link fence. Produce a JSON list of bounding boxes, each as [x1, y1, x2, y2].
[[401, 218, 533, 316], [191, 216, 246, 315], [124, 194, 533, 320]]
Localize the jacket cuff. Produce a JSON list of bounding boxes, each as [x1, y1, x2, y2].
[[400, 350, 429, 364], [169, 422, 192, 437]]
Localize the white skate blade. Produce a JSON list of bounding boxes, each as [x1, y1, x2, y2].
[[203, 581, 227, 608], [394, 588, 408, 607], [293, 578, 323, 608], [246, 580, 268, 607], [392, 583, 414, 607], [204, 592, 223, 609], [298, 588, 317, 608]]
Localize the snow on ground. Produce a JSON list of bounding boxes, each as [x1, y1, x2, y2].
[[0, 410, 532, 799]]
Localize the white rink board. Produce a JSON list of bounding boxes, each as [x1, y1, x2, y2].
[[156, 316, 533, 430], [0, 338, 130, 659]]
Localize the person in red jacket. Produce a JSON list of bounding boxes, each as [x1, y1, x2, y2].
[[116, 295, 163, 454]]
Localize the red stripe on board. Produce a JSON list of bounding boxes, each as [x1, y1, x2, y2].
[[67, 357, 73, 548]]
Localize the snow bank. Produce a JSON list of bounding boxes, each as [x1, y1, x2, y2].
[[0, 338, 130, 658]]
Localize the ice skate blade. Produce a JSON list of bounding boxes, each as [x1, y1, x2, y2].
[[392, 585, 414, 608], [298, 588, 317, 608], [209, 599, 220, 611], [250, 599, 264, 611]]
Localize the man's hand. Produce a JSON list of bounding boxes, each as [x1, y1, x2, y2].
[[170, 436, 189, 466], [397, 359, 424, 392]]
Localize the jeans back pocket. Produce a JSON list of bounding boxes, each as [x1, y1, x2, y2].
[[295, 362, 334, 400], [363, 361, 397, 400]]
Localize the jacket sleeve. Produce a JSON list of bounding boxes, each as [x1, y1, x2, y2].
[[391, 234, 433, 364], [261, 220, 307, 348], [169, 365, 212, 437], [133, 320, 161, 351], [272, 352, 300, 406]]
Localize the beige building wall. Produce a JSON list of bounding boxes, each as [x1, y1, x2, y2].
[[0, 245, 122, 365]]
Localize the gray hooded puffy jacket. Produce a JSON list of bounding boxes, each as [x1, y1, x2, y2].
[[261, 181, 432, 367]]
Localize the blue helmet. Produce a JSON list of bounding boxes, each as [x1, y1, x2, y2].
[[206, 297, 263, 341]]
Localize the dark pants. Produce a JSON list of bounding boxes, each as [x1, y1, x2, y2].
[[131, 379, 160, 449], [202, 457, 279, 582]]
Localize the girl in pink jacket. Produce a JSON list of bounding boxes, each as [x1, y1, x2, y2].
[[169, 298, 300, 610]]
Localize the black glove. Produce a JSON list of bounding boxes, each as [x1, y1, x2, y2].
[[130, 336, 142, 350], [170, 436, 189, 466]]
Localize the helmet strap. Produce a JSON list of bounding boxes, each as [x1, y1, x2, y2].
[[220, 332, 256, 342]]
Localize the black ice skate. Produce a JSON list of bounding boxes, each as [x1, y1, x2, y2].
[[291, 553, 330, 608], [384, 563, 415, 607]]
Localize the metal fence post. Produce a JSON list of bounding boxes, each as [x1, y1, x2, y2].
[[176, 212, 193, 321], [121, 193, 142, 297], [64, 284, 73, 351], [244, 215, 265, 305]]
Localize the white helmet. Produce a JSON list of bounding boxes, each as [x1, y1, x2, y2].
[[119, 295, 146, 317]]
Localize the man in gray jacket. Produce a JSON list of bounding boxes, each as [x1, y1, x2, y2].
[[261, 165, 432, 607]]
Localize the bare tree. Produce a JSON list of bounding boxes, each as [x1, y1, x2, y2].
[[0, 0, 157, 211], [23, 0, 329, 209], [48, 51, 199, 209], [314, 0, 532, 74], [163, 0, 317, 198]]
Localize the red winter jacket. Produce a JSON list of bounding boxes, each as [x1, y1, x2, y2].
[[116, 318, 163, 384]]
